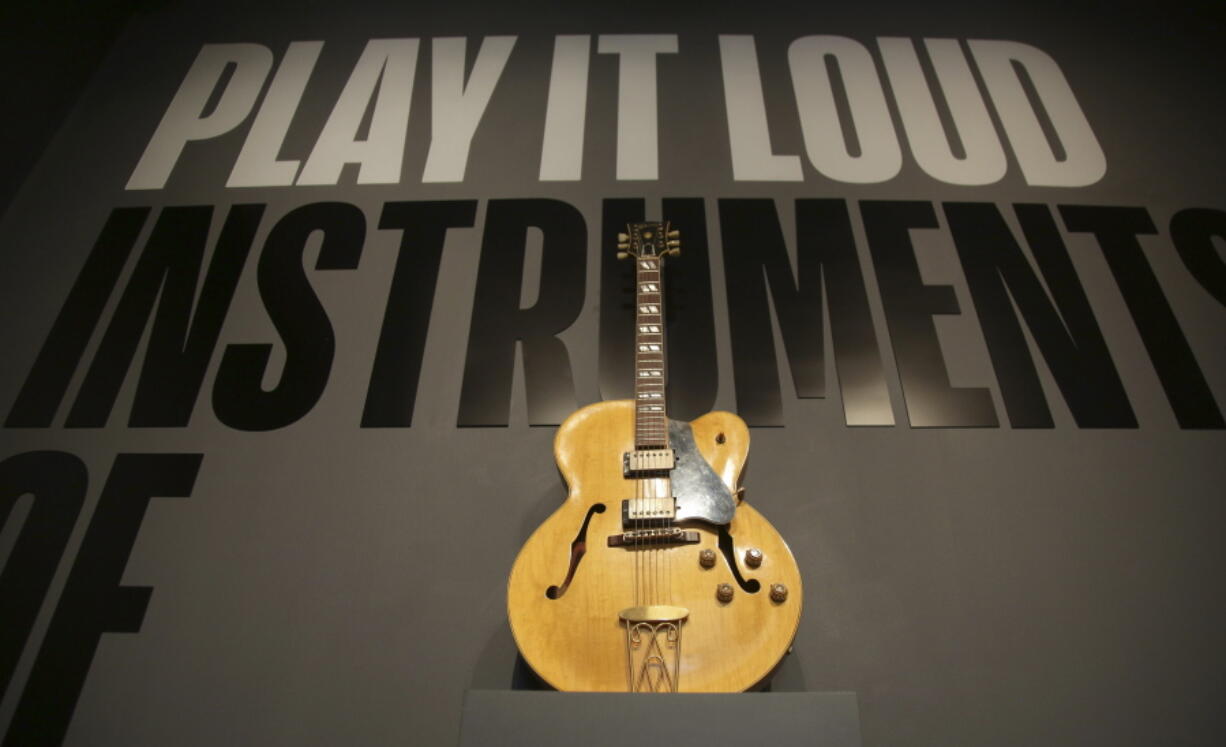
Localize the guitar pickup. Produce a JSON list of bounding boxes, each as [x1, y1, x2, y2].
[[622, 498, 676, 528], [608, 528, 700, 548], [623, 449, 675, 476]]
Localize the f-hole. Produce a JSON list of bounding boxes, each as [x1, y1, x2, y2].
[[545, 503, 606, 599], [717, 526, 761, 593]]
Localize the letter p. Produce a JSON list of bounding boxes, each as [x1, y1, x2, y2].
[[126, 43, 272, 190]]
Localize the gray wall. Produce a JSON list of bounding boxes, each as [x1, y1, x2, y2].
[[1, 1, 1223, 745]]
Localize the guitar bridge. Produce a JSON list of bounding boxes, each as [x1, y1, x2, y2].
[[607, 528, 700, 548]]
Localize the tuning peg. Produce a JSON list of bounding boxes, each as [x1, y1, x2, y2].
[[667, 240, 680, 248], [617, 252, 630, 260], [617, 242, 630, 250], [667, 230, 680, 240], [618, 232, 630, 242], [665, 248, 681, 257]]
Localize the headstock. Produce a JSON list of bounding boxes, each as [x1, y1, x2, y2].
[[616, 221, 681, 261]]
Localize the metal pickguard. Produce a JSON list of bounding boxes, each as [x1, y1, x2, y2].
[[668, 419, 737, 525]]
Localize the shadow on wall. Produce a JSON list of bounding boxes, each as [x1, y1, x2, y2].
[[0, 1, 156, 214]]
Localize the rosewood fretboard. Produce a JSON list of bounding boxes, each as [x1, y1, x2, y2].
[[633, 254, 666, 448], [627, 223, 676, 450]]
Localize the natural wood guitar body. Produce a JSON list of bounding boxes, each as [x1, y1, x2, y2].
[[507, 400, 802, 692]]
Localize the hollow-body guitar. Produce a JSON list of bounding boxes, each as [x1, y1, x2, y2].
[[507, 222, 802, 692]]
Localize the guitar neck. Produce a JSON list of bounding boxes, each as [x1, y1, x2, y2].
[[618, 221, 680, 451], [633, 253, 667, 450]]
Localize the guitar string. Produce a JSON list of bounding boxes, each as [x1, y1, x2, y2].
[[641, 248, 655, 610], [637, 468, 647, 608], [633, 237, 674, 615], [639, 248, 646, 608], [638, 248, 649, 610], [661, 247, 671, 609], [662, 241, 675, 690], [661, 245, 671, 691], [641, 249, 647, 609], [626, 227, 705, 686], [635, 247, 644, 610], [654, 250, 664, 611], [648, 269, 654, 610]]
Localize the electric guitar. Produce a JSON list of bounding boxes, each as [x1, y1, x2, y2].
[[507, 222, 802, 692]]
